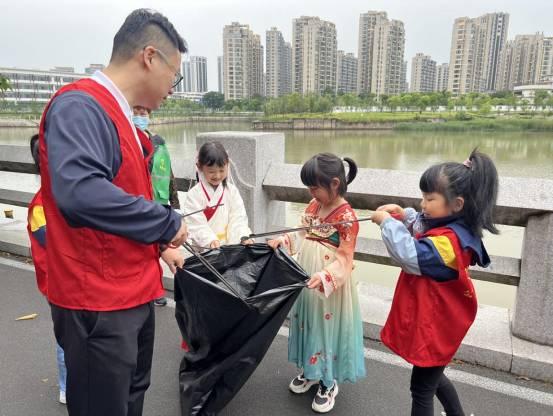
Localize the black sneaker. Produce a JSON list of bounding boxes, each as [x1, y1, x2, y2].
[[289, 372, 318, 394], [312, 381, 339, 413], [154, 297, 168, 307]]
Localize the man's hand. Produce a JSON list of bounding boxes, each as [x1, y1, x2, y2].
[[161, 247, 185, 274], [170, 220, 188, 248], [210, 240, 221, 249]]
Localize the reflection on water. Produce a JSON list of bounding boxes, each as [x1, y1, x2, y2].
[[1, 122, 552, 179], [284, 129, 553, 179], [2, 121, 550, 308]]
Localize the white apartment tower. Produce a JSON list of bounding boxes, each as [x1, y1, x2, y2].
[[266, 27, 292, 97], [410, 53, 437, 93], [434, 63, 449, 91], [223, 22, 264, 100], [336, 51, 358, 94], [497, 33, 553, 90], [217, 56, 224, 93], [292, 16, 337, 94], [357, 11, 405, 96], [448, 12, 510, 94]]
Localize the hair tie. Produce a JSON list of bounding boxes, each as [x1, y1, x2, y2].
[[463, 159, 473, 169]]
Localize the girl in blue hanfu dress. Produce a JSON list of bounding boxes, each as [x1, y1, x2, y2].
[[269, 153, 365, 413]]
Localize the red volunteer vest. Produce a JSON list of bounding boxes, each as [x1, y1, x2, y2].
[[38, 78, 164, 311], [27, 189, 47, 297], [380, 227, 478, 367], [200, 182, 224, 221]]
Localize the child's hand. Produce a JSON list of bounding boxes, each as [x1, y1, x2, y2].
[[267, 238, 282, 250], [376, 204, 405, 219], [371, 210, 392, 225], [241, 238, 254, 245], [307, 273, 322, 289], [210, 240, 221, 249]]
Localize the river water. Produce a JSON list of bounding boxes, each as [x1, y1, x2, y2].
[[2, 122, 552, 308]]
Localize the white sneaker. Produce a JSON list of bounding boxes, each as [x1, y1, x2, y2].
[[59, 390, 66, 405], [289, 373, 319, 394], [312, 381, 339, 413]]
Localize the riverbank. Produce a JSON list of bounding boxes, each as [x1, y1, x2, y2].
[[149, 114, 260, 124], [0, 118, 38, 128], [0, 114, 261, 128], [255, 112, 553, 131]]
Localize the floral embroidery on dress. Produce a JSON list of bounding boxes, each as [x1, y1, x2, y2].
[[301, 212, 338, 239], [336, 209, 356, 242]]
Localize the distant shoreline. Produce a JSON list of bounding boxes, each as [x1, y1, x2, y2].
[[0, 115, 256, 129], [3, 113, 553, 132], [254, 112, 553, 132]]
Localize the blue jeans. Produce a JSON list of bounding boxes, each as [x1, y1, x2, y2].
[[56, 343, 67, 393]]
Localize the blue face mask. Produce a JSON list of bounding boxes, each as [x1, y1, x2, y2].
[[132, 115, 149, 131]]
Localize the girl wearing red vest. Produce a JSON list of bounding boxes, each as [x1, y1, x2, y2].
[[26, 134, 67, 405], [371, 149, 499, 416], [183, 141, 253, 249]]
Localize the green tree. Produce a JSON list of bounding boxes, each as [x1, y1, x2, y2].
[[418, 95, 430, 113], [534, 90, 549, 107], [202, 91, 224, 110], [388, 95, 402, 112], [336, 93, 359, 108], [0, 75, 11, 99], [379, 94, 390, 111]]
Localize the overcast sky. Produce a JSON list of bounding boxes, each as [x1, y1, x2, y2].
[[2, 0, 551, 90]]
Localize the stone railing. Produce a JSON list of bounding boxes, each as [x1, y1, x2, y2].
[[1, 132, 553, 382]]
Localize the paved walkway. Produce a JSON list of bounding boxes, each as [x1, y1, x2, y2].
[[1, 258, 552, 416]]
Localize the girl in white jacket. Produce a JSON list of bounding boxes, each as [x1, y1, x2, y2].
[[183, 141, 253, 249]]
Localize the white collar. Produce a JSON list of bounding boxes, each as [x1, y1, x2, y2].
[[197, 171, 225, 199], [91, 71, 133, 118], [91, 70, 142, 150]]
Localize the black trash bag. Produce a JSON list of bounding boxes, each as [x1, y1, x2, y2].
[[174, 243, 308, 416]]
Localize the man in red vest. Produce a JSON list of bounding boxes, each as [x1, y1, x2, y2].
[[38, 9, 188, 415]]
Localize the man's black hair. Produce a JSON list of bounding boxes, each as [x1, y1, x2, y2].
[[110, 9, 187, 63]]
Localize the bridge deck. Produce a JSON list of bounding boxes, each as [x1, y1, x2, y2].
[[1, 258, 552, 416]]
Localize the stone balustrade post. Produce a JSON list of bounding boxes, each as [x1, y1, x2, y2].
[[512, 213, 553, 345]]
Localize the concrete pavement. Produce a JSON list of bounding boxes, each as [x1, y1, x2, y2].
[[1, 258, 552, 416]]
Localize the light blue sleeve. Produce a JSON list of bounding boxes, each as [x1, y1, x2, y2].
[[402, 207, 418, 231], [380, 217, 422, 275]]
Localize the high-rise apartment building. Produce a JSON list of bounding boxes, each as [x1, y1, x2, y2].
[[448, 12, 509, 94], [336, 51, 358, 94], [292, 16, 337, 94], [266, 27, 292, 97], [410, 53, 437, 92], [223, 22, 264, 100], [357, 11, 405, 96]]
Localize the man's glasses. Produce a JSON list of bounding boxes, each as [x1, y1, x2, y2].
[[153, 48, 183, 88]]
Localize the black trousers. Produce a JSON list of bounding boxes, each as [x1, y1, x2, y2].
[[50, 302, 155, 416], [410, 366, 465, 416]]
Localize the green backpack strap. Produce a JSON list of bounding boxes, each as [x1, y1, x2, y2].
[[150, 136, 172, 205]]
